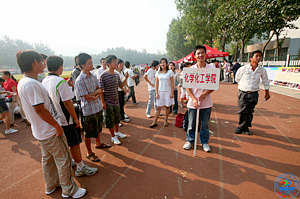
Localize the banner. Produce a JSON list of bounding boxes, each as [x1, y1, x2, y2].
[[182, 68, 220, 90], [273, 67, 300, 89]]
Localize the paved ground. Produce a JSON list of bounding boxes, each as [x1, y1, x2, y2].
[[0, 78, 299, 199]]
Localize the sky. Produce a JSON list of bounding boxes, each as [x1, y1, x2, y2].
[[0, 0, 180, 56]]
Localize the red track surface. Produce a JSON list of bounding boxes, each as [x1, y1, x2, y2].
[[0, 78, 299, 199]]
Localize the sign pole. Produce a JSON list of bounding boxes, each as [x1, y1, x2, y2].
[[193, 90, 201, 157]]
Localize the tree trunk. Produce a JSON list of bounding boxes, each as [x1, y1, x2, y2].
[[276, 32, 280, 61], [262, 31, 275, 59], [221, 33, 226, 61], [240, 37, 245, 61], [234, 41, 239, 61]]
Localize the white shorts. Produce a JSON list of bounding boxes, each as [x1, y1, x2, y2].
[[180, 87, 189, 99]]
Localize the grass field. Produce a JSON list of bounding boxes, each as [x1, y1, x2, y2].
[[14, 71, 72, 81]]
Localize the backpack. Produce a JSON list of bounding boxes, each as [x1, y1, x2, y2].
[[175, 113, 185, 128]]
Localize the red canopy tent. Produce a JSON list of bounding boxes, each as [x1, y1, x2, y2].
[[176, 44, 229, 63]]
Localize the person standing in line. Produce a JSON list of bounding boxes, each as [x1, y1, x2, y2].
[[1, 71, 30, 126], [74, 53, 108, 163], [222, 60, 230, 82], [144, 60, 159, 118], [231, 60, 241, 84], [235, 50, 270, 135], [115, 59, 130, 123], [99, 55, 129, 145], [179, 62, 192, 108], [95, 58, 107, 80], [0, 78, 18, 134], [16, 50, 86, 198], [43, 55, 98, 176], [149, 58, 174, 128], [169, 62, 180, 115], [124, 61, 138, 104], [183, 45, 215, 152]]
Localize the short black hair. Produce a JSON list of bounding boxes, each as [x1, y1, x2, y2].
[[40, 54, 47, 60], [78, 53, 91, 66], [194, 45, 206, 55], [183, 62, 192, 67], [117, 59, 123, 64], [125, 61, 130, 68], [169, 62, 175, 67], [106, 55, 117, 64], [74, 55, 79, 66], [252, 50, 263, 56], [151, 60, 159, 68], [16, 50, 43, 73], [47, 55, 64, 71], [100, 58, 106, 62]]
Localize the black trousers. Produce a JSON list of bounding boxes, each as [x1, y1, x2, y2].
[[127, 86, 136, 103], [118, 91, 125, 120], [238, 91, 259, 129]]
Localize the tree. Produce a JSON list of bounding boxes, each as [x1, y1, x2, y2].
[[166, 18, 196, 61]]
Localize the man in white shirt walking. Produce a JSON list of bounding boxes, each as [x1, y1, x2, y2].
[[235, 50, 270, 135], [124, 61, 138, 104]]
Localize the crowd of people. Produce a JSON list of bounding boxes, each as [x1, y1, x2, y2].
[[0, 45, 270, 198]]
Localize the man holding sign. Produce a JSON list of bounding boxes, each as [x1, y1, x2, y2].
[[183, 45, 218, 152]]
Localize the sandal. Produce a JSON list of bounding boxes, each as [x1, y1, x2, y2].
[[164, 122, 169, 127], [86, 153, 101, 162], [95, 143, 111, 149], [149, 122, 158, 128]]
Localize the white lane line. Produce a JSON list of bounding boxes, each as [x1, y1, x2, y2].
[[101, 154, 106, 161], [175, 149, 179, 160], [0, 168, 42, 194], [251, 154, 267, 168], [212, 107, 224, 199], [233, 134, 242, 142], [101, 126, 165, 199], [279, 125, 290, 132], [256, 110, 300, 152], [177, 177, 183, 196], [173, 131, 177, 138]]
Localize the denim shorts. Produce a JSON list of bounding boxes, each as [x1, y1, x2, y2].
[[0, 99, 9, 113], [82, 111, 103, 138]]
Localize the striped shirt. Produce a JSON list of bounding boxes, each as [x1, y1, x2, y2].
[[74, 71, 102, 116], [99, 71, 121, 106]]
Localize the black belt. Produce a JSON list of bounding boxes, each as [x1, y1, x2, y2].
[[239, 90, 258, 94]]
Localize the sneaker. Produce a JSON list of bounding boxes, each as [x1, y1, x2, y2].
[[124, 114, 129, 119], [119, 123, 122, 127], [133, 101, 139, 104], [244, 128, 252, 135], [111, 136, 121, 145], [235, 127, 242, 134], [183, 141, 193, 150], [121, 118, 130, 122], [115, 132, 127, 138], [62, 187, 87, 198], [146, 114, 152, 118], [45, 187, 57, 195], [72, 159, 76, 167], [75, 165, 98, 177], [202, 143, 211, 152], [5, 128, 18, 135]]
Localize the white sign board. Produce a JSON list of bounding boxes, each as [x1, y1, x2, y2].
[[182, 68, 220, 90]]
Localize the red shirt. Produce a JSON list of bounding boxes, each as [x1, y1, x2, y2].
[[3, 78, 17, 98]]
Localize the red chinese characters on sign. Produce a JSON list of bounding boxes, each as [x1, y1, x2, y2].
[[184, 73, 217, 84]]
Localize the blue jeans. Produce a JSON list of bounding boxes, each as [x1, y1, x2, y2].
[[146, 90, 157, 115], [186, 107, 211, 144], [170, 90, 178, 114]]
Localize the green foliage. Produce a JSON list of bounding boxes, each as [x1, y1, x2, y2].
[[166, 18, 196, 60]]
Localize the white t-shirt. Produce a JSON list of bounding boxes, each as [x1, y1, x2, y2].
[[42, 75, 74, 126], [114, 70, 125, 92], [155, 70, 174, 92], [145, 68, 156, 91], [18, 77, 60, 140], [96, 67, 107, 80], [124, 68, 135, 87], [0, 85, 6, 99]]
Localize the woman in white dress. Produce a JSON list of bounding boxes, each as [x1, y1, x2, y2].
[[150, 58, 174, 128]]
